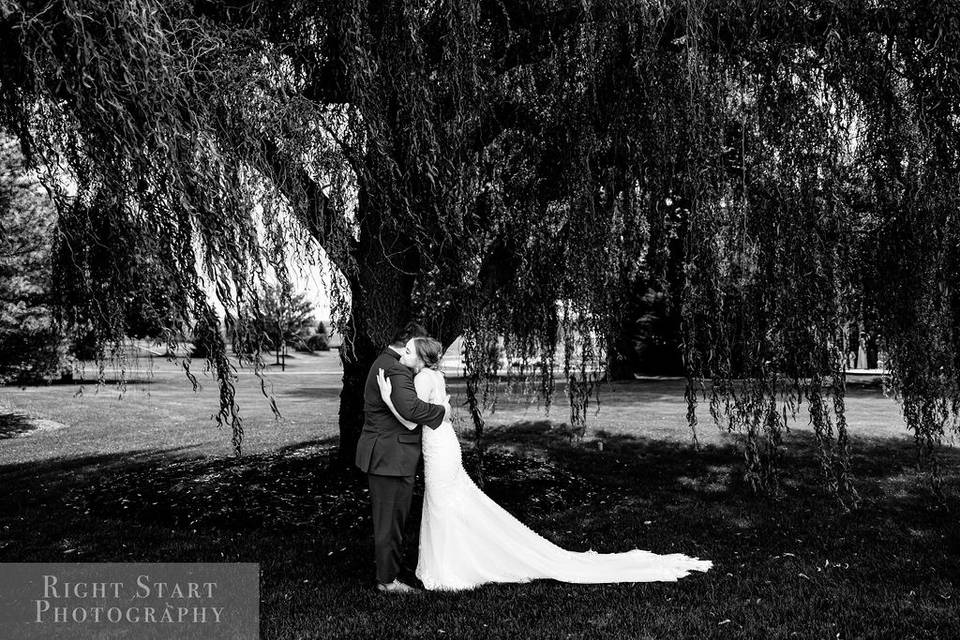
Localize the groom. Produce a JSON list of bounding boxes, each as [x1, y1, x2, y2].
[[355, 322, 450, 593]]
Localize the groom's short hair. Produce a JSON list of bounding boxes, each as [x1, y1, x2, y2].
[[390, 322, 429, 347]]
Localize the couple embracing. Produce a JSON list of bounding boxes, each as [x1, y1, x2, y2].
[[356, 323, 713, 593]]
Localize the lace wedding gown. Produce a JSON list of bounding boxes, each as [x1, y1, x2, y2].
[[413, 368, 713, 591]]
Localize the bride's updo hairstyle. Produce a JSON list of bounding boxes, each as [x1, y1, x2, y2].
[[413, 337, 444, 371]]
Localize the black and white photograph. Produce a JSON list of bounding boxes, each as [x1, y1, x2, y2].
[[0, 1, 959, 638]]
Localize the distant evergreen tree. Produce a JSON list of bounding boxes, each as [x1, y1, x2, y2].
[[305, 319, 330, 352], [0, 134, 70, 382]]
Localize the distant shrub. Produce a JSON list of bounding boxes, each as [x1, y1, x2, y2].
[[306, 332, 330, 352]]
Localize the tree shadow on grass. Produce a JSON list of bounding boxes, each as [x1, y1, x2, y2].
[[276, 386, 350, 401], [466, 418, 960, 486], [0, 413, 36, 439], [0, 437, 358, 548], [459, 420, 959, 550], [0, 424, 957, 599]]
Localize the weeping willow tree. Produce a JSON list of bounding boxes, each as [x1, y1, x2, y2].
[[1, 0, 958, 506]]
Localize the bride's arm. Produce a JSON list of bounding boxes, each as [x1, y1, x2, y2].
[[376, 370, 418, 430]]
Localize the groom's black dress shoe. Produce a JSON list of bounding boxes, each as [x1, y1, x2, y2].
[[377, 579, 420, 594], [397, 568, 424, 589]]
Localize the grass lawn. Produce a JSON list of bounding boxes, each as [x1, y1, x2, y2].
[[1, 350, 958, 639]]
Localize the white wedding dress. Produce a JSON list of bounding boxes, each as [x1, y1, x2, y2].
[[411, 368, 713, 591]]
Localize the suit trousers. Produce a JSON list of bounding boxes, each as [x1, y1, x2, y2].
[[367, 472, 415, 584]]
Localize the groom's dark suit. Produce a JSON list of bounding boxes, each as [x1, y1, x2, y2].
[[356, 347, 446, 584]]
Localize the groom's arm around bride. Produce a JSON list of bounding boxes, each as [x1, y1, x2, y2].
[[383, 363, 447, 431]]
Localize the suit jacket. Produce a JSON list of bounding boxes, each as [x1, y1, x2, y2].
[[354, 348, 446, 476]]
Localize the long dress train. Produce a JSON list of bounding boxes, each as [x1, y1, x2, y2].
[[413, 369, 713, 591]]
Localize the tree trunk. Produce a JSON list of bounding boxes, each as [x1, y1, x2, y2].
[[337, 315, 380, 467], [336, 291, 463, 468], [336, 188, 420, 466]]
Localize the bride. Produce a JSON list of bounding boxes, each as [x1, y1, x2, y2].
[[376, 335, 713, 591]]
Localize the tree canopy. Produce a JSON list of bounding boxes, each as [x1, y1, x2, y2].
[[2, 0, 959, 506]]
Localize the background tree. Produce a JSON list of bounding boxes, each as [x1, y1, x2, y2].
[[0, 133, 70, 382], [303, 319, 330, 352], [607, 197, 688, 379], [255, 282, 315, 369], [123, 254, 182, 341], [64, 219, 182, 360]]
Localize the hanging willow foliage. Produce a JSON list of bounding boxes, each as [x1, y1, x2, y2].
[[1, 0, 958, 506]]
